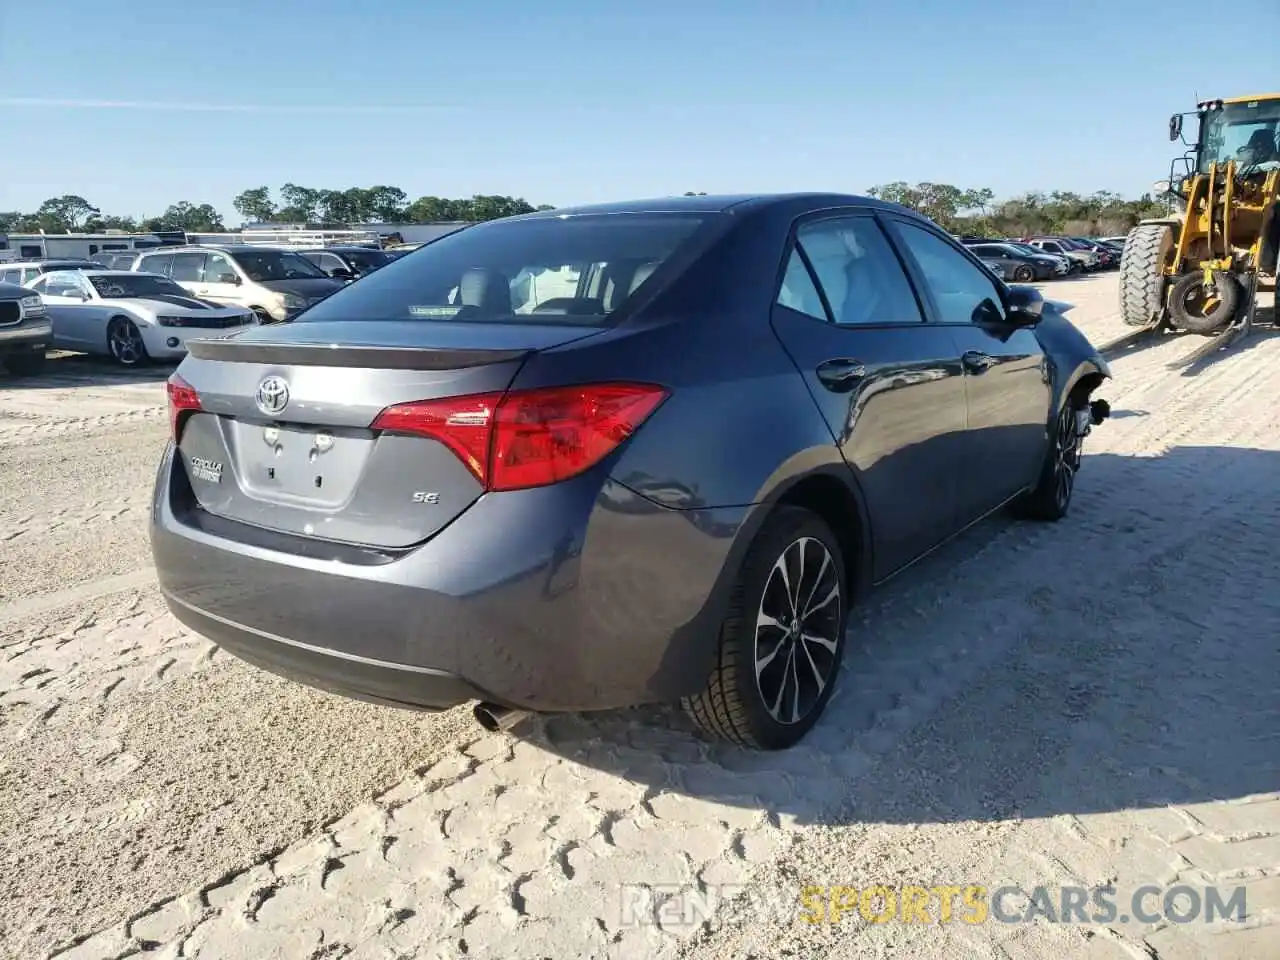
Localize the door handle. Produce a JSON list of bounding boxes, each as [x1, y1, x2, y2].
[[962, 350, 996, 373], [816, 358, 868, 387]]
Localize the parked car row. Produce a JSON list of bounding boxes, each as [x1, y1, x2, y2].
[[957, 234, 1125, 276], [0, 222, 1128, 378], [0, 242, 376, 365]]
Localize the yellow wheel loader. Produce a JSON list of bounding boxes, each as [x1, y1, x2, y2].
[[1118, 94, 1280, 366]]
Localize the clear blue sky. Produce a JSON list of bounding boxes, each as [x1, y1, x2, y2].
[[1, 0, 1276, 223]]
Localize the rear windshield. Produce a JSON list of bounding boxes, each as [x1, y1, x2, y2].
[[87, 274, 188, 298], [296, 213, 711, 326]]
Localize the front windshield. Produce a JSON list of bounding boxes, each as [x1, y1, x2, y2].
[[87, 274, 188, 298], [1198, 100, 1280, 174], [231, 250, 329, 281]]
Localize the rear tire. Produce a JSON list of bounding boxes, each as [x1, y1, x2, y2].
[[1119, 222, 1177, 327], [1010, 398, 1084, 522], [2, 350, 46, 378], [1167, 269, 1242, 335], [682, 506, 849, 750]]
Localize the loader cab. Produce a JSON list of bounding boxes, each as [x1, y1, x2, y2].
[[1192, 97, 1280, 175]]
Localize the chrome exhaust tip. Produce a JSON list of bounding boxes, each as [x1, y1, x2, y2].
[[473, 701, 528, 733]]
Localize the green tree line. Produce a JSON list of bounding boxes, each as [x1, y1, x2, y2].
[[866, 182, 1171, 237], [0, 182, 1170, 237], [0, 187, 555, 235]]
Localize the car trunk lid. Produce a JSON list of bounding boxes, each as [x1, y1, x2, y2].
[[173, 320, 605, 549]]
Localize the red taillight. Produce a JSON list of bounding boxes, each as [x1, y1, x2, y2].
[[370, 382, 668, 492], [166, 373, 202, 441]]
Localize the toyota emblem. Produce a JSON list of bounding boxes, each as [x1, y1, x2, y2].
[[255, 375, 290, 417]]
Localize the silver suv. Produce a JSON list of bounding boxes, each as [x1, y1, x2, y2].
[[132, 245, 346, 322]]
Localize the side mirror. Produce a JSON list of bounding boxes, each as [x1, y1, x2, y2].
[[1005, 284, 1044, 326], [1169, 114, 1182, 141], [329, 267, 355, 280], [215, 273, 240, 284]]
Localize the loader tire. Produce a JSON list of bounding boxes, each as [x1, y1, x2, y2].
[[1119, 222, 1177, 327], [1167, 269, 1242, 335]]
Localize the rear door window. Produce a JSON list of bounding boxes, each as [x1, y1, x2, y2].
[[792, 217, 924, 326], [138, 253, 174, 276], [204, 252, 238, 283], [169, 252, 207, 282], [297, 213, 712, 326]]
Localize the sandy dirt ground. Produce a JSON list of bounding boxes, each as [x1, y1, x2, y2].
[[1, 277, 1277, 960]]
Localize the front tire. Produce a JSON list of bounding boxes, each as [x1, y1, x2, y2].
[[682, 506, 849, 750], [1167, 269, 1242, 335], [1013, 264, 1035, 283], [2, 350, 47, 378], [1010, 398, 1084, 522], [106, 316, 150, 367]]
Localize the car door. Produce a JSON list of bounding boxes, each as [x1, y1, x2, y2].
[[884, 217, 1052, 522], [769, 211, 970, 579], [198, 251, 244, 304], [34, 273, 95, 349], [168, 251, 209, 298]]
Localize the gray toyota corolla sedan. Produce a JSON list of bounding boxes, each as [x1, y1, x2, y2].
[[151, 193, 1111, 750]]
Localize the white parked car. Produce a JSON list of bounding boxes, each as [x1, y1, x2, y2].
[[26, 270, 257, 366]]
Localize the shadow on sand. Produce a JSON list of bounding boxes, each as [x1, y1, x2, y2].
[[0, 351, 177, 388], [513, 444, 1280, 829]]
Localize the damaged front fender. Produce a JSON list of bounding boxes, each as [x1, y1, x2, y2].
[[1033, 304, 1112, 419]]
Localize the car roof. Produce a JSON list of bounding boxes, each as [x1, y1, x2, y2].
[[137, 244, 288, 254], [2, 259, 97, 267], [299, 246, 386, 253], [46, 268, 164, 278], [508, 192, 926, 220]]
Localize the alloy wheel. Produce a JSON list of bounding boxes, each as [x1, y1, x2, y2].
[[109, 320, 145, 366], [1053, 404, 1083, 510], [753, 536, 842, 725]]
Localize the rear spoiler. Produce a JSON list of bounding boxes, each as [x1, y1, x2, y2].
[[184, 337, 529, 370]]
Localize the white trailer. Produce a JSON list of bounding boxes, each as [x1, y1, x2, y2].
[[0, 231, 176, 262]]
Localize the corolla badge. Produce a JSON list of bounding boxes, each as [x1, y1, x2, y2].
[[255, 375, 290, 417]]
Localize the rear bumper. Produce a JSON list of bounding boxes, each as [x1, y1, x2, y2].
[[164, 593, 489, 711], [150, 442, 748, 713]]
